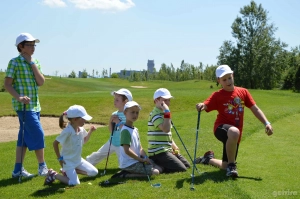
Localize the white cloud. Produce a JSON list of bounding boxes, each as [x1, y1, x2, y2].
[[68, 0, 135, 11], [42, 0, 67, 7]]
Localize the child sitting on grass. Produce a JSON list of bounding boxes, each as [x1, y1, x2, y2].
[[44, 105, 98, 185], [116, 101, 162, 178]]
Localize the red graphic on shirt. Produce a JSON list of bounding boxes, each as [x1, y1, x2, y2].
[[223, 97, 245, 127]]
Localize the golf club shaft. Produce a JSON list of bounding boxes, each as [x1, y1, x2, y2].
[[102, 122, 116, 174], [19, 103, 26, 183], [171, 121, 200, 173], [191, 111, 201, 185], [142, 163, 152, 186]]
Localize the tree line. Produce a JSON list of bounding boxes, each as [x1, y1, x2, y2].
[[67, 1, 299, 92], [116, 1, 300, 92]]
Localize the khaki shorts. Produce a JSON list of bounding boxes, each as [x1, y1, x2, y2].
[[123, 161, 153, 175]]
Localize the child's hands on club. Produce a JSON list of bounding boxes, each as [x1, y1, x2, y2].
[[18, 96, 31, 104], [110, 115, 120, 124]]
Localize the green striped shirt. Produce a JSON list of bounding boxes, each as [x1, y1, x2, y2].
[[5, 55, 42, 112], [147, 107, 172, 156]]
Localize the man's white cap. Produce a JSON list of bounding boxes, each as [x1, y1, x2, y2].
[[123, 101, 141, 111], [216, 65, 233, 78], [66, 105, 92, 121], [111, 88, 133, 101], [15, 33, 40, 46], [153, 88, 173, 100]]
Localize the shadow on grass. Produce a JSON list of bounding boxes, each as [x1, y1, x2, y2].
[[30, 185, 81, 197], [0, 175, 36, 188], [175, 170, 262, 189], [98, 169, 156, 188]]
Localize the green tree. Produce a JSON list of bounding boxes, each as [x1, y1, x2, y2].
[[218, 0, 287, 89], [294, 65, 300, 92], [282, 46, 300, 90], [68, 70, 76, 78], [81, 69, 88, 78], [111, 73, 118, 78]]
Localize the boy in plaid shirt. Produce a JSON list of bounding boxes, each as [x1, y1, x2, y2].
[[5, 33, 48, 178]]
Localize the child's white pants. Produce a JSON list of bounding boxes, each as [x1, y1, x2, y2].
[[66, 158, 98, 185], [86, 140, 120, 166]]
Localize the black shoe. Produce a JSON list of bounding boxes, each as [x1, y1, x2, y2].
[[194, 150, 214, 165], [111, 170, 129, 178], [226, 163, 238, 177]]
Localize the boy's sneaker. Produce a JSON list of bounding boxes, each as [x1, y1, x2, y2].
[[194, 150, 214, 165], [44, 169, 57, 185], [111, 170, 129, 178], [12, 168, 35, 178], [39, 165, 48, 176], [226, 163, 238, 177]]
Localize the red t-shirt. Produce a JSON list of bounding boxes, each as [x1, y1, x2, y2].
[[204, 86, 256, 143]]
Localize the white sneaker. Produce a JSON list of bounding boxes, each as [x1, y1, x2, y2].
[[12, 168, 35, 178], [38, 165, 48, 176]]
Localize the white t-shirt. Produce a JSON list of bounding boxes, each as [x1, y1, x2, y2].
[[56, 123, 88, 171], [119, 125, 141, 169]]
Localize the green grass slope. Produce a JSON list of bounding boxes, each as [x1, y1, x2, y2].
[[0, 75, 299, 198]]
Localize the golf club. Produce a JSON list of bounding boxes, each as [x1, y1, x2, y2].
[[19, 104, 26, 183], [101, 122, 116, 176], [190, 111, 201, 191], [171, 121, 201, 174], [142, 163, 161, 188]]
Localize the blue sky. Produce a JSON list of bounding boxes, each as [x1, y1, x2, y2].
[[1, 0, 299, 76]]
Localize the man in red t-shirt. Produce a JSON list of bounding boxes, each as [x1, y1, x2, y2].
[[195, 65, 273, 177]]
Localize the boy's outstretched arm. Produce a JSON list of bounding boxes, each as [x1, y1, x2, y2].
[[250, 105, 273, 136]]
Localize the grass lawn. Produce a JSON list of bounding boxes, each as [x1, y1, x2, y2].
[[0, 73, 299, 198]]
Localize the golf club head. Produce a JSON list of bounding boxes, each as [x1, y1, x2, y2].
[[101, 171, 106, 176], [151, 183, 161, 188]]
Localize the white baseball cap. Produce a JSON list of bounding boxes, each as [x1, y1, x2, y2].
[[15, 33, 40, 46], [216, 65, 233, 78], [123, 101, 141, 111], [153, 88, 173, 100], [66, 105, 92, 121], [111, 88, 133, 101]]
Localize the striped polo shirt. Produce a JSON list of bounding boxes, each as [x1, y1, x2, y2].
[[6, 55, 42, 112], [147, 107, 173, 156]]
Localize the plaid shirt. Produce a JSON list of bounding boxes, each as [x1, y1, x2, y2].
[[6, 55, 43, 112]]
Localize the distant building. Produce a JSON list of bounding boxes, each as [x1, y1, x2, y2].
[[78, 71, 83, 78], [147, 60, 155, 73]]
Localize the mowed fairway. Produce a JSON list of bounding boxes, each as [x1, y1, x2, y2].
[[0, 74, 299, 198]]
